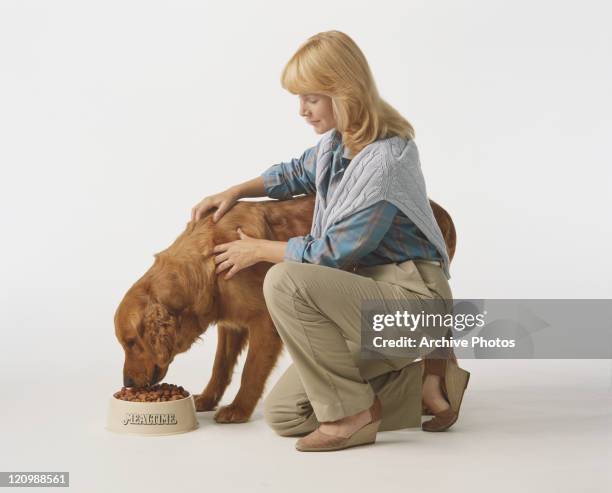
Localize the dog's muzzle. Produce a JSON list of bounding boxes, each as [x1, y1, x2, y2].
[[151, 365, 161, 385]]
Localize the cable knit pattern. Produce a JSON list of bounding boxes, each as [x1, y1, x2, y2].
[[311, 129, 451, 280]]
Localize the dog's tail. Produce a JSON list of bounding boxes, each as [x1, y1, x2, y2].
[[429, 199, 457, 262]]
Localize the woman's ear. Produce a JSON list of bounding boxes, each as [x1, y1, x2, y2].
[[142, 301, 177, 363]]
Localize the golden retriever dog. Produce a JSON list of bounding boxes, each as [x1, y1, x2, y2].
[[114, 195, 456, 423]]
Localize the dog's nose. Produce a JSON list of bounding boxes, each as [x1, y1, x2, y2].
[[151, 365, 160, 384], [123, 375, 135, 387]]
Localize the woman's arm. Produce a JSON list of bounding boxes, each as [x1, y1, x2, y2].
[[230, 176, 267, 198], [260, 145, 318, 199], [230, 143, 318, 200], [193, 142, 320, 222], [215, 202, 396, 279], [256, 240, 289, 264], [253, 202, 396, 268], [191, 178, 267, 223], [285, 201, 398, 269]]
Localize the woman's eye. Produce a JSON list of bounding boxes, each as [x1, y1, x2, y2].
[[309, 100, 318, 104]]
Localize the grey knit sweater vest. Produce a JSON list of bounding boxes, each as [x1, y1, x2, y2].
[[311, 128, 451, 280]]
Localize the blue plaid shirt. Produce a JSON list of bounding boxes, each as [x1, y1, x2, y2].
[[261, 136, 443, 270]]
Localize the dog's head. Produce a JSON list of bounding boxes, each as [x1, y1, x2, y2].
[[114, 252, 217, 387]]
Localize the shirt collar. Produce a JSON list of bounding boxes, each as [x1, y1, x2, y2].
[[330, 129, 352, 176], [342, 145, 351, 159]]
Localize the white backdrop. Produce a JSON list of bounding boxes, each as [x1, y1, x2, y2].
[[1, 1, 611, 491]]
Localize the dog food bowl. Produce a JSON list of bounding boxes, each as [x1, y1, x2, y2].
[[106, 393, 199, 436]]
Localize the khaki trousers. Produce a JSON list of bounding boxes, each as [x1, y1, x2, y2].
[[261, 259, 453, 436]]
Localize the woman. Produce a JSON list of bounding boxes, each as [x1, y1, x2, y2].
[[191, 30, 469, 452]]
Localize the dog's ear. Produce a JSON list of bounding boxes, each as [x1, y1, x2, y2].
[[150, 259, 190, 313], [142, 301, 177, 363]]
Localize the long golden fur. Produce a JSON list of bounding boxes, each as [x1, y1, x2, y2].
[[114, 195, 456, 423]]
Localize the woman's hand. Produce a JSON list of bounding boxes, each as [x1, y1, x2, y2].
[[214, 228, 264, 280], [191, 188, 240, 224]]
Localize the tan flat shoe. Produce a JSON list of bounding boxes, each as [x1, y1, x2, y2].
[[422, 360, 470, 432], [295, 395, 382, 452]]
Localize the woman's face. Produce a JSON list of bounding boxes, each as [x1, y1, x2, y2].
[[299, 93, 337, 134]]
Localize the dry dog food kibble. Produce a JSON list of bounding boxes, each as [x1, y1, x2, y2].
[[113, 383, 190, 402]]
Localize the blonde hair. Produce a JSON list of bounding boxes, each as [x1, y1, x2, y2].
[[280, 30, 415, 157]]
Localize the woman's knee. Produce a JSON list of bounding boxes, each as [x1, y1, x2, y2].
[[263, 394, 311, 437], [262, 394, 283, 432], [263, 399, 287, 435], [263, 262, 292, 302]]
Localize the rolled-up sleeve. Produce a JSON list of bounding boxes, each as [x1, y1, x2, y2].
[[261, 145, 318, 199], [283, 201, 398, 269], [284, 234, 315, 263]]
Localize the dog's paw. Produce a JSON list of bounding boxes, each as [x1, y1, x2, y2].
[[214, 404, 251, 423], [194, 393, 219, 412]]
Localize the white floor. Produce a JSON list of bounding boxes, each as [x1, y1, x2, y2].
[[2, 358, 611, 493]]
